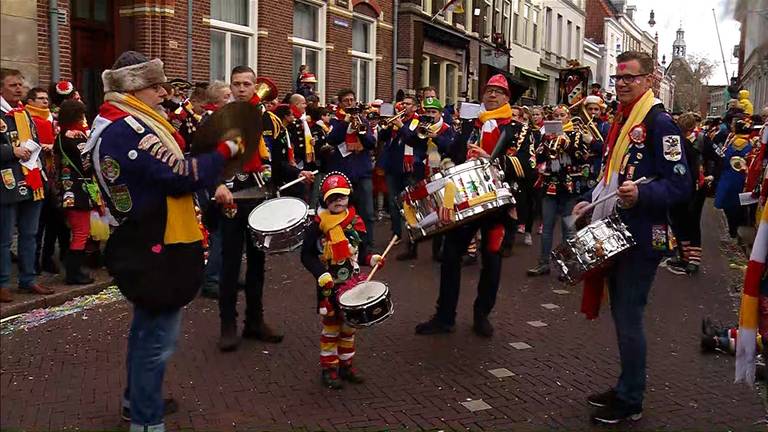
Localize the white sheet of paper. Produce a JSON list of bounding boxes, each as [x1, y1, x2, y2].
[[739, 192, 758, 206], [459, 103, 482, 119], [20, 139, 41, 170], [544, 121, 563, 135], [338, 142, 352, 157], [379, 103, 394, 117]]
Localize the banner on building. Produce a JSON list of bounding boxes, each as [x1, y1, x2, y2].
[[558, 67, 591, 105]]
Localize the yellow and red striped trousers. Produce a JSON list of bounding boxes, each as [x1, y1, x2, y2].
[[320, 314, 356, 369]]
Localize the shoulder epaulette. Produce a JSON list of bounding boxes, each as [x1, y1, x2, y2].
[[124, 116, 145, 134]]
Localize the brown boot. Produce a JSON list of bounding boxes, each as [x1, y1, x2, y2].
[[20, 283, 54, 295], [242, 318, 284, 343], [0, 287, 13, 302]]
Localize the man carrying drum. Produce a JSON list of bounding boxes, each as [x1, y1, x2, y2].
[[414, 74, 533, 338], [571, 51, 690, 424]]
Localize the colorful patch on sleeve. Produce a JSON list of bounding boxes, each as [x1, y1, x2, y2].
[[109, 184, 133, 213], [651, 224, 669, 251], [101, 156, 121, 182], [662, 135, 682, 161], [1, 168, 15, 189]]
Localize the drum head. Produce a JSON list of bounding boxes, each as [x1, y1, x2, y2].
[[248, 197, 308, 233], [339, 281, 388, 307]]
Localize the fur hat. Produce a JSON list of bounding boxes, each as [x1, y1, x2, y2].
[[102, 51, 167, 93]]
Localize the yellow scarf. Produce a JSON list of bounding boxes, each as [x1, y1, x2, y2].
[[106, 92, 201, 244], [478, 103, 513, 124], [730, 134, 750, 151], [602, 89, 656, 183], [562, 120, 574, 132], [13, 110, 45, 201], [24, 104, 51, 121], [318, 208, 352, 263]]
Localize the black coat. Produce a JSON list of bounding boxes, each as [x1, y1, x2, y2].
[[57, 134, 97, 210]]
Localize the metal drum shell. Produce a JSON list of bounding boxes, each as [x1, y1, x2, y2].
[[338, 281, 394, 328], [247, 197, 311, 254], [399, 159, 514, 241]]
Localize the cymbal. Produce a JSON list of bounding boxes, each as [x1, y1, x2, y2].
[[190, 101, 263, 178]]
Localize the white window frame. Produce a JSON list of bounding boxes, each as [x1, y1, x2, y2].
[[523, 3, 530, 46], [291, 0, 327, 102], [209, 0, 258, 80], [532, 8, 539, 51], [502, 0, 510, 46], [351, 14, 376, 103], [483, 0, 492, 39], [421, 55, 460, 105]]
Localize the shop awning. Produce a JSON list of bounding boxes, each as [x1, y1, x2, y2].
[[518, 68, 548, 81]]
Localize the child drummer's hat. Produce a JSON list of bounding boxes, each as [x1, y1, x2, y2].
[[321, 172, 352, 201]]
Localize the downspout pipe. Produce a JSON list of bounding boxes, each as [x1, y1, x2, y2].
[[49, 0, 60, 82], [392, 0, 398, 101], [187, 0, 193, 81]]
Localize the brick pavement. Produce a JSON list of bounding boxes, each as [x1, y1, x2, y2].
[[1, 204, 765, 431]]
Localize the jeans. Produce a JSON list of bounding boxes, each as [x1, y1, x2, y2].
[[37, 193, 69, 264], [0, 200, 43, 287], [609, 252, 660, 409], [123, 306, 182, 432], [385, 173, 406, 238], [219, 208, 265, 324], [351, 177, 375, 247], [540, 195, 577, 263], [436, 221, 503, 325]]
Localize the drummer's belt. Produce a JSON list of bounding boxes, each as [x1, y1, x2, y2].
[[329, 260, 359, 284]]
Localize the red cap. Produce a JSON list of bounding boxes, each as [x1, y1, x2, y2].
[[485, 74, 509, 96], [321, 172, 352, 201], [56, 80, 74, 96], [300, 72, 318, 83]]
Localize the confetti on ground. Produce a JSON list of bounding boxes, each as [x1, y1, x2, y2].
[[509, 342, 532, 350], [552, 289, 570, 295], [541, 303, 560, 310], [460, 399, 493, 412], [1, 287, 123, 335], [526, 320, 548, 327], [488, 368, 514, 378]]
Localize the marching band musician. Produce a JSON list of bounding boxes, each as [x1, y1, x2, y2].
[[84, 51, 243, 431], [287, 93, 315, 171], [414, 74, 533, 338], [571, 51, 690, 424], [379, 97, 419, 245], [527, 104, 591, 277], [269, 103, 316, 198], [395, 97, 455, 261], [582, 95, 611, 181], [325, 88, 377, 247], [300, 172, 384, 389]]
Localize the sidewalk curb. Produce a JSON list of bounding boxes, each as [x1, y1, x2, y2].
[[0, 280, 112, 319]]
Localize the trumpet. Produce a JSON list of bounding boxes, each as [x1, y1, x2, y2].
[[344, 106, 367, 133], [568, 99, 604, 142], [416, 117, 435, 139], [380, 109, 407, 128]]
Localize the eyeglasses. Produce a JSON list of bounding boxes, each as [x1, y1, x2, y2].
[[485, 88, 506, 95], [610, 73, 649, 84]]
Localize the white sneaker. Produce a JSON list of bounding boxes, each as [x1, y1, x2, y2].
[[524, 233, 533, 246]]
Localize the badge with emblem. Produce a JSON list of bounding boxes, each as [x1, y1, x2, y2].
[[63, 191, 75, 207], [101, 156, 121, 182], [0, 118, 7, 133], [662, 135, 682, 161], [629, 124, 646, 144], [1, 168, 15, 189], [337, 267, 350, 281], [18, 186, 28, 196], [62, 179, 73, 190], [109, 184, 133, 212], [236, 173, 249, 182], [673, 163, 687, 176], [223, 203, 238, 218]]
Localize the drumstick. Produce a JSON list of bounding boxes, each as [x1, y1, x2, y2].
[[563, 176, 653, 229], [279, 170, 319, 192], [365, 235, 399, 282]]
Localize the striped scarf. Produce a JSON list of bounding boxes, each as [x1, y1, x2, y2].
[[735, 171, 768, 386], [476, 103, 514, 155]]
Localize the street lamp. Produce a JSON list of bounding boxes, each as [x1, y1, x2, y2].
[[648, 10, 656, 27]]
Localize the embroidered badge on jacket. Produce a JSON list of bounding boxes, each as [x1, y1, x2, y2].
[[629, 124, 646, 143], [662, 135, 682, 161]]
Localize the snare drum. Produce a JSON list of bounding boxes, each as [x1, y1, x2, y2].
[[551, 214, 636, 284], [337, 281, 393, 328], [247, 197, 311, 253], [399, 159, 514, 241]]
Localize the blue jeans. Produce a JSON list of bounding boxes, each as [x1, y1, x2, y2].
[[540, 195, 576, 263], [385, 173, 405, 238], [123, 306, 182, 432], [609, 252, 660, 409], [352, 177, 375, 246], [0, 200, 43, 287]]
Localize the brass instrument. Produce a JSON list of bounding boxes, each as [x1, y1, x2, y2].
[[568, 99, 604, 142], [254, 77, 278, 103], [730, 156, 747, 172], [346, 106, 367, 133], [416, 117, 435, 139]]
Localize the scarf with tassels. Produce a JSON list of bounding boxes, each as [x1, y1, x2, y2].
[[318, 207, 366, 264], [476, 103, 514, 154], [735, 171, 768, 386], [100, 92, 201, 245], [580, 89, 657, 320], [10, 109, 45, 200]]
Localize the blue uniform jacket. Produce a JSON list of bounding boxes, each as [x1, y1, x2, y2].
[[325, 117, 375, 182], [378, 115, 418, 176], [583, 104, 691, 259], [714, 138, 751, 209]]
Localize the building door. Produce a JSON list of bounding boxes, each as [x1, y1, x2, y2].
[[71, 0, 116, 119]]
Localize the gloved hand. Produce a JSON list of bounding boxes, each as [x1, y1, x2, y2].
[[319, 297, 334, 317], [216, 136, 244, 159], [318, 272, 334, 291], [369, 254, 385, 268], [438, 206, 455, 225]]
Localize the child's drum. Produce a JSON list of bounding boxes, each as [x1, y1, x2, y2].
[[337, 281, 393, 328]]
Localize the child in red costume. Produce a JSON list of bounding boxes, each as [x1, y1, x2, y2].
[[300, 172, 384, 389]]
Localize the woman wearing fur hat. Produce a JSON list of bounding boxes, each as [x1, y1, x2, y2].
[[84, 51, 247, 431]]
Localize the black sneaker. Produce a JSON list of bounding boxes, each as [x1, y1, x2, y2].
[[472, 315, 494, 337], [686, 263, 699, 275], [121, 398, 179, 422], [587, 389, 616, 408], [591, 402, 642, 424], [339, 365, 365, 384], [526, 263, 550, 276], [415, 316, 455, 335], [665, 262, 688, 276], [321, 369, 343, 390], [700, 335, 718, 353]]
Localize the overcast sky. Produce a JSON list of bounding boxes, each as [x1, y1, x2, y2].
[[627, 0, 741, 85]]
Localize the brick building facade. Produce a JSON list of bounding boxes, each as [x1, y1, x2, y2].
[[2, 0, 393, 112]]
